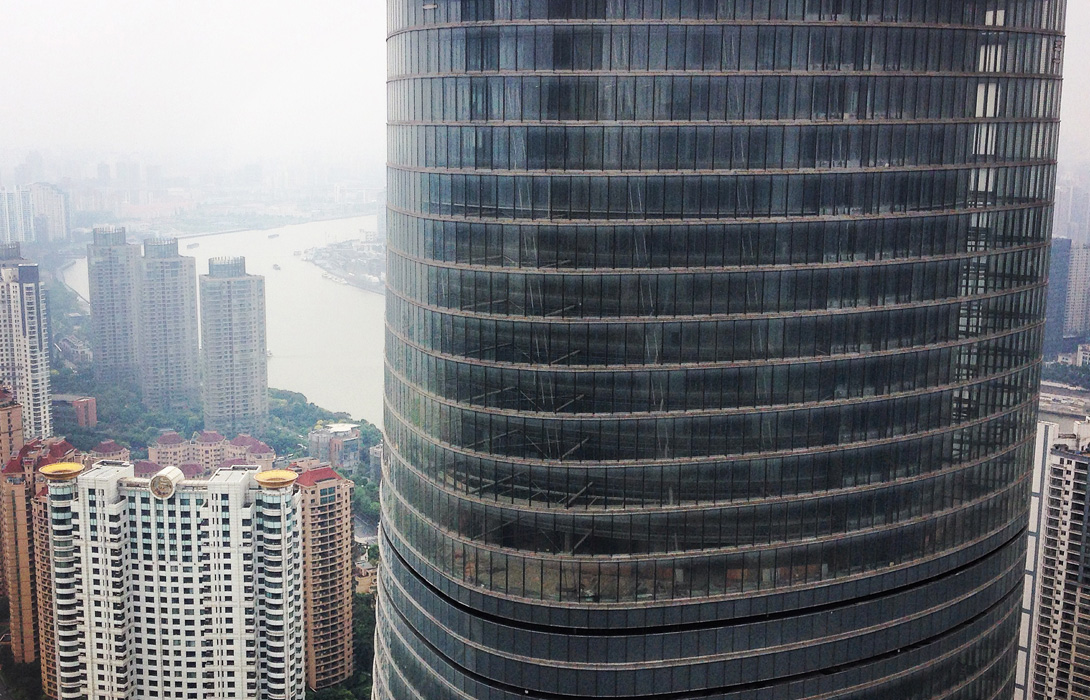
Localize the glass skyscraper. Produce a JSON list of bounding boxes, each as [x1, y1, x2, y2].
[[376, 1, 1066, 698]]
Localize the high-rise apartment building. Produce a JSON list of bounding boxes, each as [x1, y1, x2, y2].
[[377, 2, 1065, 698], [44, 461, 306, 700], [1015, 420, 1060, 700], [0, 188, 34, 243], [1063, 244, 1090, 338], [0, 245, 52, 439], [200, 257, 268, 435], [1027, 422, 1090, 698], [27, 184, 69, 242], [0, 437, 81, 697], [88, 228, 140, 383], [1, 439, 78, 667], [0, 388, 24, 466], [1046, 237, 1072, 354], [137, 238, 200, 411], [296, 466, 354, 690]]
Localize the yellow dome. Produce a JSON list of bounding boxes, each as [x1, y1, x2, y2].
[[255, 469, 298, 489], [40, 462, 85, 481]]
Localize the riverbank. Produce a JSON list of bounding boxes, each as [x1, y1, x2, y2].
[[57, 215, 387, 426]]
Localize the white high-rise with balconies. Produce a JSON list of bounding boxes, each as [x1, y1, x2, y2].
[[44, 461, 306, 700], [0, 244, 51, 439]]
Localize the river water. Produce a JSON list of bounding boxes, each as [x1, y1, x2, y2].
[[59, 215, 387, 429]]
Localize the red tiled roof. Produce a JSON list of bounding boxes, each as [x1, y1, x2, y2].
[[35, 486, 47, 498], [134, 460, 162, 477], [216, 458, 250, 470], [47, 439, 76, 459], [295, 467, 345, 487], [93, 440, 124, 454], [230, 434, 258, 447], [156, 432, 184, 445], [249, 442, 273, 454], [2, 458, 21, 474], [179, 463, 204, 478], [196, 431, 225, 443]]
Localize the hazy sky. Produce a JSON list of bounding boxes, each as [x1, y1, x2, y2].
[[1, 2, 1088, 171]]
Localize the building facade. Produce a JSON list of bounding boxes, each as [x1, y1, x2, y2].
[[0, 437, 80, 696], [0, 188, 34, 243], [1028, 422, 1090, 698], [1015, 421, 1060, 700], [149, 431, 275, 474], [1046, 237, 1071, 355], [297, 467, 354, 690], [27, 184, 69, 242], [0, 183, 66, 244], [0, 246, 52, 439], [44, 461, 306, 700], [87, 228, 140, 383], [137, 239, 200, 411], [377, 2, 1066, 698], [200, 257, 268, 435], [307, 423, 362, 470], [1064, 244, 1090, 338]]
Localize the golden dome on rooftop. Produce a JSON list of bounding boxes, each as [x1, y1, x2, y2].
[[255, 469, 298, 489], [40, 462, 85, 481]]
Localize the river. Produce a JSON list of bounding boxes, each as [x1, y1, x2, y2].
[[59, 215, 387, 429]]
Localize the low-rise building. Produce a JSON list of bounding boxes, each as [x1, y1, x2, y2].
[[149, 430, 274, 475], [51, 395, 97, 428], [308, 424, 361, 471], [368, 442, 383, 483], [88, 440, 129, 462]]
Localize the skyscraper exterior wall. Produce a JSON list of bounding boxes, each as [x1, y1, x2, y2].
[[0, 246, 52, 439], [200, 257, 268, 435], [88, 228, 140, 383], [296, 466, 355, 690], [44, 462, 306, 700], [137, 239, 200, 411], [1028, 423, 1090, 698], [377, 1, 1066, 698]]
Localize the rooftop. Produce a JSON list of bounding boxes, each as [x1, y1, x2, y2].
[[40, 462, 85, 481], [92, 440, 125, 454], [255, 469, 298, 489], [295, 466, 346, 487], [156, 431, 184, 445]]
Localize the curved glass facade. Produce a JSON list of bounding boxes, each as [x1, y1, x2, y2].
[[376, 1, 1065, 697]]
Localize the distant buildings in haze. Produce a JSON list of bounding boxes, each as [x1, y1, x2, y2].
[[200, 257, 268, 435], [87, 235, 271, 425], [0, 184, 69, 243], [137, 238, 200, 410], [87, 228, 140, 382]]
